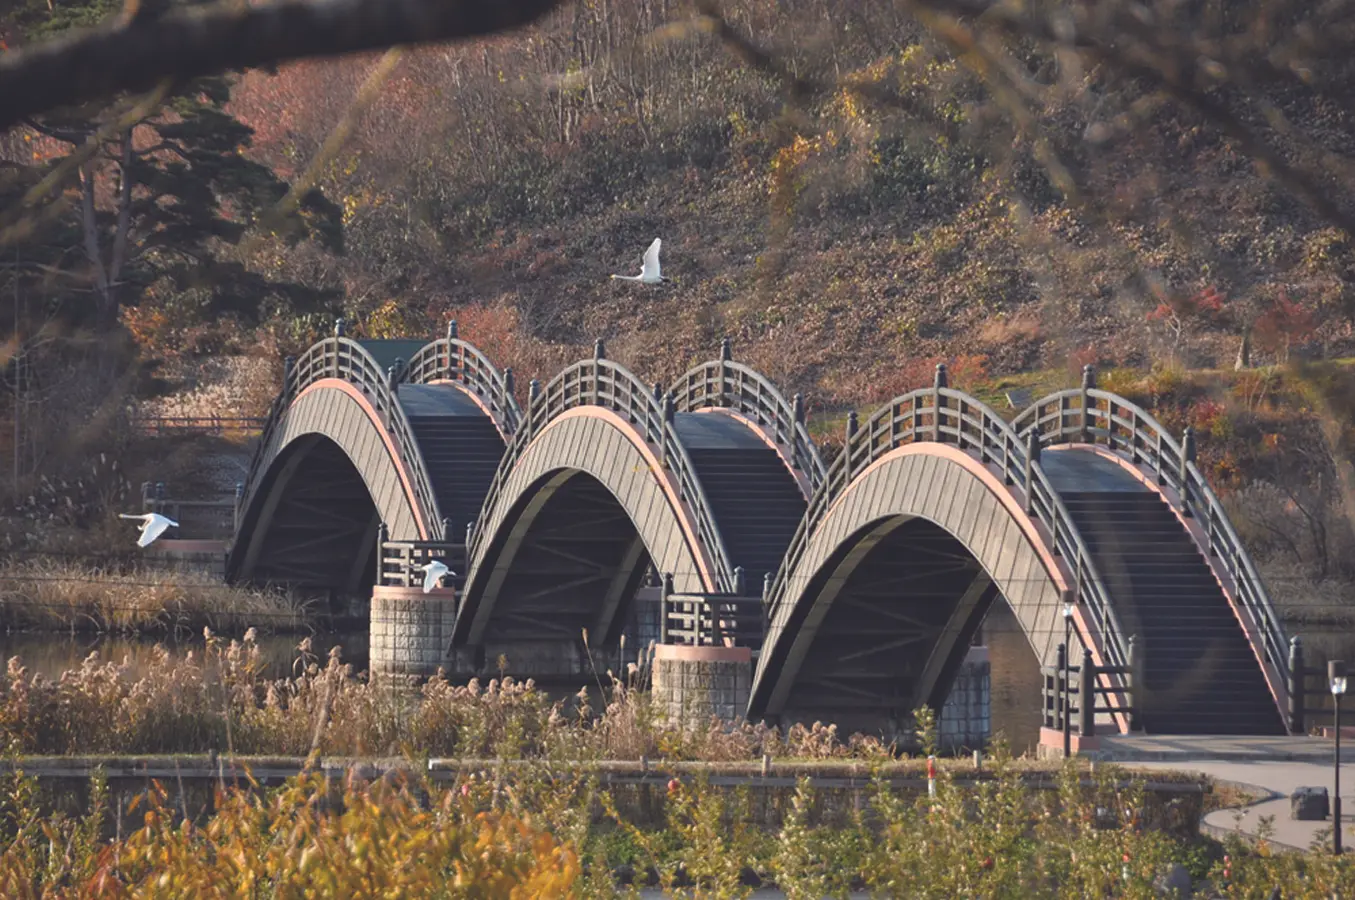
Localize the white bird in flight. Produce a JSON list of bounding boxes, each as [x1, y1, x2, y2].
[[420, 560, 454, 593], [119, 512, 179, 548], [610, 238, 669, 284]]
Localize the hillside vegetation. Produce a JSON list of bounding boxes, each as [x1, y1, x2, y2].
[[217, 1, 1355, 404]]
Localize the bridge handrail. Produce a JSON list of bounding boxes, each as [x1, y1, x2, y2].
[[236, 337, 445, 542], [402, 332, 523, 436], [766, 377, 1133, 677], [467, 351, 740, 593], [671, 352, 827, 493], [1011, 383, 1289, 689]]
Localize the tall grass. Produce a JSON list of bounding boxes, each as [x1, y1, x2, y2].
[[0, 559, 309, 634], [0, 633, 886, 759]]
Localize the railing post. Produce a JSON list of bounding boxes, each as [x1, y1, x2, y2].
[[282, 356, 295, 401], [933, 363, 948, 442], [1080, 365, 1095, 443], [793, 393, 805, 426], [527, 379, 541, 433], [592, 339, 605, 405], [1179, 427, 1196, 518], [660, 573, 674, 644], [844, 412, 859, 480], [653, 381, 664, 403], [1288, 636, 1305, 735], [1024, 429, 1040, 515], [1127, 634, 1141, 732], [1057, 642, 1069, 755], [375, 522, 388, 584], [661, 392, 676, 466], [734, 565, 746, 597], [441, 517, 452, 543], [719, 338, 731, 404], [1079, 648, 1096, 738], [387, 357, 404, 389], [332, 319, 344, 378], [447, 319, 458, 341], [502, 367, 514, 399]]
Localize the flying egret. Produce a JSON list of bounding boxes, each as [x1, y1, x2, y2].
[[420, 560, 454, 593], [610, 238, 669, 284], [119, 512, 179, 548]]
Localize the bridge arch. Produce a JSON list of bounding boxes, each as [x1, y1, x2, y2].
[[748, 373, 1134, 737], [454, 349, 736, 649], [227, 338, 444, 589]]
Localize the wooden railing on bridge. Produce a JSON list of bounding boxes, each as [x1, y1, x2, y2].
[[670, 338, 827, 493], [376, 529, 464, 588], [659, 568, 766, 648], [1014, 366, 1291, 717], [1041, 640, 1139, 752]]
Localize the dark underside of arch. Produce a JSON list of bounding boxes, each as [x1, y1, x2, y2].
[[230, 436, 379, 592], [463, 472, 654, 648], [761, 517, 1000, 737]]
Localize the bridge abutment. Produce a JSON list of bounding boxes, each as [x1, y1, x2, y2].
[[652, 644, 752, 729], [369, 585, 456, 680]]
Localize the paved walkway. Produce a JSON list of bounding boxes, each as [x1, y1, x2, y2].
[[1101, 734, 1353, 851]]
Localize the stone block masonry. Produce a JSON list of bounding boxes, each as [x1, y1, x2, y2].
[[939, 646, 992, 752], [369, 585, 456, 679], [652, 644, 752, 729]]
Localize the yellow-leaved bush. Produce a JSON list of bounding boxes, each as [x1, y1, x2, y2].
[[0, 771, 580, 899]]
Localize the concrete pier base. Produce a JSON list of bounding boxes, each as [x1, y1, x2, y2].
[[652, 644, 752, 728], [369, 585, 456, 679]]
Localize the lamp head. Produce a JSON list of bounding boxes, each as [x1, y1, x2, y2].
[[1062, 602, 1073, 621], [1331, 659, 1348, 697]]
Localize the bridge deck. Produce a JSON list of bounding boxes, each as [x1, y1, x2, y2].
[[1044, 449, 1284, 735], [398, 384, 506, 544], [673, 412, 807, 597]]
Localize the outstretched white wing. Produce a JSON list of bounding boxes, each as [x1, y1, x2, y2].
[[138, 513, 178, 548], [421, 560, 452, 593], [641, 238, 662, 281]]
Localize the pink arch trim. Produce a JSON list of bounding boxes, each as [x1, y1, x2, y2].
[[292, 379, 433, 540], [813, 442, 1132, 730], [534, 406, 720, 593]]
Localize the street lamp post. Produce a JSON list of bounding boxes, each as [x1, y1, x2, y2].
[[1332, 660, 1347, 855], [1062, 602, 1074, 757]]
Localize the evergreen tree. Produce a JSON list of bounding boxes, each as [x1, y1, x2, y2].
[[1, 0, 342, 336]]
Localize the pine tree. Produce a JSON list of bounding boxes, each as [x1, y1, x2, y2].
[[2, 0, 343, 335]]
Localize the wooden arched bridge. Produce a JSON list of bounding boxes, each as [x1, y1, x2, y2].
[[227, 321, 1295, 739]]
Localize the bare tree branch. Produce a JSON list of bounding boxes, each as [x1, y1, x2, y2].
[[0, 0, 567, 132]]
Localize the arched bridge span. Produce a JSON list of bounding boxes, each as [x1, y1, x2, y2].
[[453, 341, 810, 650], [226, 323, 517, 591], [227, 327, 1289, 736]]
